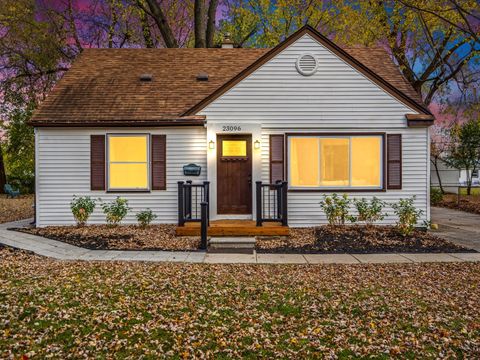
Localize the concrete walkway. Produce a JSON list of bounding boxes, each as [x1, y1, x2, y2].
[[431, 206, 480, 252], [1, 219, 479, 264]]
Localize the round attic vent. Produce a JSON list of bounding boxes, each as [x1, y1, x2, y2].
[[295, 54, 318, 76]]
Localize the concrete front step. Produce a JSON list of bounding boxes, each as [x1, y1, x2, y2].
[[208, 237, 256, 254]]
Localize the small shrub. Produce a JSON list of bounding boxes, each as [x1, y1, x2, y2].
[[352, 197, 387, 226], [70, 196, 96, 226], [136, 209, 157, 227], [319, 193, 351, 226], [391, 196, 424, 236], [430, 187, 443, 206], [101, 197, 130, 226]]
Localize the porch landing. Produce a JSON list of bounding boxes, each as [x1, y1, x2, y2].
[[176, 220, 289, 237]]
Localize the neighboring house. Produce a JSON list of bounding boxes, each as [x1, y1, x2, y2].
[[460, 169, 479, 186], [30, 26, 434, 227], [430, 158, 461, 194]]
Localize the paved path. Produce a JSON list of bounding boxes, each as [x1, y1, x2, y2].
[[1, 219, 479, 264], [431, 207, 480, 252]]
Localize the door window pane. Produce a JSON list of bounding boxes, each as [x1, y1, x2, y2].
[[289, 137, 320, 187], [320, 138, 349, 186], [222, 140, 247, 157]]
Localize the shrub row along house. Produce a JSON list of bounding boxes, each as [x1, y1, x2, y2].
[[30, 26, 433, 228]]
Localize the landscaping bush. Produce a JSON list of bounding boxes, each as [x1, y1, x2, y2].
[[430, 187, 443, 206], [319, 193, 351, 226], [70, 196, 96, 226], [351, 197, 387, 226], [136, 209, 157, 227], [392, 196, 424, 236], [101, 197, 130, 226]]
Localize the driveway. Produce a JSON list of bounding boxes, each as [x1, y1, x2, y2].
[[431, 207, 480, 251]]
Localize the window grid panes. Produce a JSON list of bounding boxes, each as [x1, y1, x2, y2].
[[288, 135, 382, 189]]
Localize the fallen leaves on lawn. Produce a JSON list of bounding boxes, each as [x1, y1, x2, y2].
[[0, 195, 34, 224], [439, 195, 480, 215], [0, 247, 479, 358]]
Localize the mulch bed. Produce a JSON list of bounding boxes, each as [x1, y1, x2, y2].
[[0, 194, 34, 224], [16, 223, 474, 254], [17, 225, 201, 251], [438, 195, 480, 215], [257, 225, 475, 254]]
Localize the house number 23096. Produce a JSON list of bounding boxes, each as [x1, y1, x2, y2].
[[222, 126, 242, 132]]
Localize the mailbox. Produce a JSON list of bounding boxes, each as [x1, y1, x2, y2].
[[183, 163, 201, 176]]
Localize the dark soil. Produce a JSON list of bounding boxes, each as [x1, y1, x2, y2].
[[15, 224, 475, 254], [16, 225, 201, 251], [256, 226, 475, 254]]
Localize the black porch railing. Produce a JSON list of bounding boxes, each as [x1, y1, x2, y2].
[[256, 181, 288, 227], [178, 181, 210, 226]]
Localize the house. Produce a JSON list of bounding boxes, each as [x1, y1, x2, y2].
[[430, 158, 461, 194], [30, 26, 434, 228]]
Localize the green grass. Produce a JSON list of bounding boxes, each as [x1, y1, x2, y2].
[[1, 249, 479, 358], [459, 187, 480, 195]]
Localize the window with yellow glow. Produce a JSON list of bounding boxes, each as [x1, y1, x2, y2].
[[320, 138, 349, 186], [351, 137, 381, 187], [288, 135, 382, 189], [108, 135, 149, 190], [290, 137, 320, 187], [222, 140, 247, 157]]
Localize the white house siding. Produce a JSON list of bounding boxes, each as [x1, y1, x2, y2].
[[35, 127, 206, 227], [200, 33, 429, 227]]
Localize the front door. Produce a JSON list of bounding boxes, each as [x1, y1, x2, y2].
[[217, 134, 252, 214]]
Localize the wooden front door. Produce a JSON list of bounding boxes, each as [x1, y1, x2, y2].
[[217, 134, 252, 214]]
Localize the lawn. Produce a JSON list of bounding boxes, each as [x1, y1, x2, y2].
[[0, 194, 34, 224], [459, 187, 480, 196], [1, 247, 479, 358]]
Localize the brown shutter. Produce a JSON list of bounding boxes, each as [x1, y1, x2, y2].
[[387, 134, 402, 189], [90, 135, 105, 190], [151, 135, 167, 190], [270, 135, 284, 183]]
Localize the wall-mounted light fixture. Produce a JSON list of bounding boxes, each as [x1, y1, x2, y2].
[[254, 140, 261, 149], [208, 140, 215, 150]]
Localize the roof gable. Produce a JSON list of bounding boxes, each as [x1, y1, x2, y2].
[[185, 25, 431, 116]]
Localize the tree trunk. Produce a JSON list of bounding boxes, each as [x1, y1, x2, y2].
[[466, 168, 473, 195], [194, 0, 206, 48], [0, 143, 6, 194], [206, 0, 219, 48], [431, 158, 445, 194], [145, 0, 178, 48]]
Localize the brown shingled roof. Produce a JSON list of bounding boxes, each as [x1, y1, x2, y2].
[[31, 26, 428, 127]]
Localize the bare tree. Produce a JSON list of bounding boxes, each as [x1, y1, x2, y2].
[[142, 0, 179, 47], [138, 0, 219, 48], [0, 143, 6, 193]]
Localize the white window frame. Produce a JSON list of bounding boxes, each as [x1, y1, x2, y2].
[[287, 134, 384, 191], [106, 133, 150, 192]]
